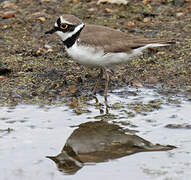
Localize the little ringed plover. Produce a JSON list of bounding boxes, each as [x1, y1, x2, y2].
[[45, 14, 175, 100]]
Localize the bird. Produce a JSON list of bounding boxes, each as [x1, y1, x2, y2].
[[45, 14, 175, 101]]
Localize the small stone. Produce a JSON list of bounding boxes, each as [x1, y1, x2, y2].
[[157, 51, 165, 55], [31, 12, 46, 16], [17, 72, 25, 75], [38, 17, 46, 22], [133, 81, 143, 87], [127, 21, 135, 27], [2, 1, 18, 9], [74, 108, 90, 115], [0, 76, 8, 81], [69, 85, 77, 94], [147, 76, 158, 84], [47, 48, 54, 53], [44, 44, 52, 49], [2, 11, 15, 19], [87, 8, 96, 12], [66, 75, 74, 80], [40, 0, 57, 2], [143, 17, 150, 23], [97, 0, 128, 5], [60, 91, 67, 96], [176, 12, 184, 17], [74, 67, 81, 71], [165, 124, 191, 129], [35, 49, 42, 56], [173, 0, 185, 6], [0, 61, 11, 75], [143, 0, 150, 5], [70, 98, 79, 107], [105, 8, 118, 13]]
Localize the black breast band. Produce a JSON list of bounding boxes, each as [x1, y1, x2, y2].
[[63, 27, 83, 48]]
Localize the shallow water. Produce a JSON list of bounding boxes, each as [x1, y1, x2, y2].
[[0, 87, 191, 180]]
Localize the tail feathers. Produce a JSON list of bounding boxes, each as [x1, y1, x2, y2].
[[132, 40, 175, 55], [132, 39, 175, 50], [132, 39, 176, 50]]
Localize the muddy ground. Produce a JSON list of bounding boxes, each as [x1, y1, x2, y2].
[[0, 0, 191, 106]]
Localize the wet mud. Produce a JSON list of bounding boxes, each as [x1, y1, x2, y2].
[[0, 0, 191, 105]]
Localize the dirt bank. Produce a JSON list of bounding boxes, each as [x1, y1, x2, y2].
[[0, 0, 191, 105]]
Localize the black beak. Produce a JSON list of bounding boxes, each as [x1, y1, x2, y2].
[[45, 27, 57, 34]]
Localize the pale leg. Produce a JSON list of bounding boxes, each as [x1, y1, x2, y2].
[[104, 68, 110, 102], [92, 68, 104, 95]]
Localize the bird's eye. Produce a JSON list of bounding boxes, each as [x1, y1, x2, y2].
[[60, 23, 68, 30]]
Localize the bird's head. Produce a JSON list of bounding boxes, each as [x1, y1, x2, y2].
[[45, 14, 85, 42]]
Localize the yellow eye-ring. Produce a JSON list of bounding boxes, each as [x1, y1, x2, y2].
[[60, 23, 68, 30]]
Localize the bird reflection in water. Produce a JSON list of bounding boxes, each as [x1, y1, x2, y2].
[[47, 121, 175, 175]]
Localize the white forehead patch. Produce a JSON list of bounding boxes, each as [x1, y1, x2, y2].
[[54, 22, 58, 27], [60, 16, 71, 24], [54, 16, 71, 27]]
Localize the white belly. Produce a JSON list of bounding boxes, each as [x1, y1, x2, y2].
[[66, 43, 139, 67]]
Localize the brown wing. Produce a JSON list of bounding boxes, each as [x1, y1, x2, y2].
[[79, 24, 173, 53]]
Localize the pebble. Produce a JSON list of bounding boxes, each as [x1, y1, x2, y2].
[[176, 12, 184, 17], [0, 76, 8, 81], [87, 8, 96, 12], [143, 0, 150, 5], [2, 11, 15, 19], [2, 1, 18, 9], [35, 49, 42, 56], [173, 0, 185, 6], [40, 0, 57, 2], [38, 17, 46, 22], [133, 81, 143, 87], [127, 21, 135, 27], [165, 124, 191, 129], [69, 85, 77, 94], [0, 61, 11, 75], [105, 8, 118, 13], [31, 12, 46, 16], [97, 0, 128, 5], [143, 17, 150, 23], [44, 44, 52, 49]]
